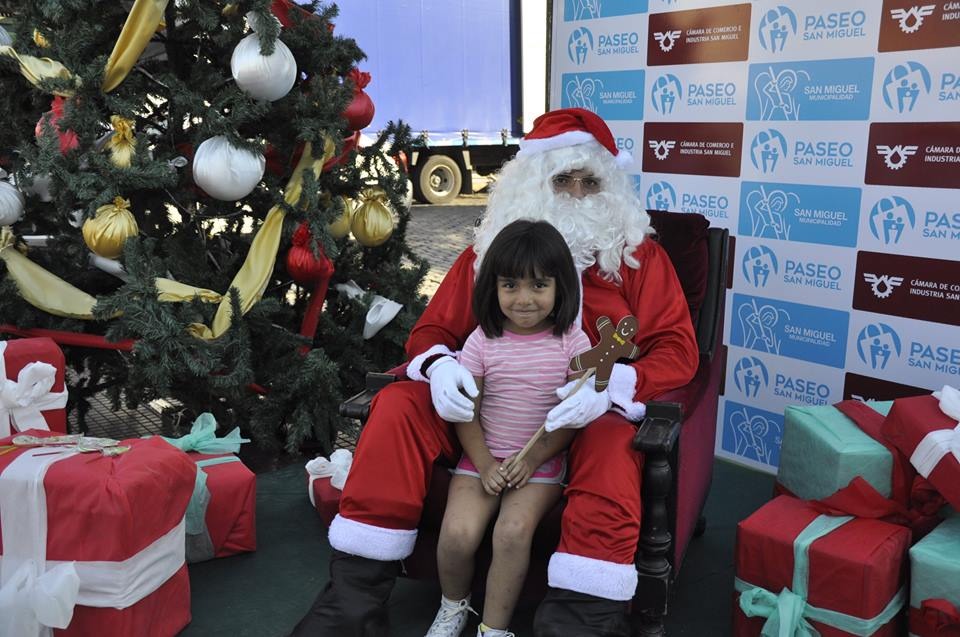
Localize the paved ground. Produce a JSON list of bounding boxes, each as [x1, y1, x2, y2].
[[406, 195, 484, 297]]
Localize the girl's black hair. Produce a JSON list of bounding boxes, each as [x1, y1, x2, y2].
[[473, 219, 580, 338]]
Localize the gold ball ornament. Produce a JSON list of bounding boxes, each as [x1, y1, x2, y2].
[[327, 196, 356, 240], [105, 115, 137, 168], [82, 196, 139, 259], [351, 188, 395, 247]]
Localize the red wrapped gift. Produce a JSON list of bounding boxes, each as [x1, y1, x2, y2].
[[881, 389, 960, 511], [187, 453, 257, 562], [306, 450, 353, 525], [735, 495, 909, 636], [1, 338, 68, 437], [0, 430, 196, 636]]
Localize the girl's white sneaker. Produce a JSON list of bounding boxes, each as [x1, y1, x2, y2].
[[424, 596, 477, 637]]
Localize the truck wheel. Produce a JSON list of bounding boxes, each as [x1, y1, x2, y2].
[[416, 155, 462, 205]]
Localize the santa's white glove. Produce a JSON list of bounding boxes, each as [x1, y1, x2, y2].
[[544, 376, 612, 432], [427, 356, 479, 422], [608, 363, 647, 421]]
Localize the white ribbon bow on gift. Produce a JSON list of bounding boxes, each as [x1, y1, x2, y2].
[[0, 560, 80, 637], [0, 350, 69, 439], [305, 449, 353, 506], [910, 384, 960, 478]]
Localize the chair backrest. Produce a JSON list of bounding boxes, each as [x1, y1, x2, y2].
[[646, 210, 728, 361]]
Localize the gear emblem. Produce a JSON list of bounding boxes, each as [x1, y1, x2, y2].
[[876, 145, 918, 171], [653, 30, 681, 53], [863, 273, 904, 299]]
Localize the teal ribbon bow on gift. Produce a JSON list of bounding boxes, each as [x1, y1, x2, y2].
[[735, 514, 906, 636], [161, 413, 249, 454]]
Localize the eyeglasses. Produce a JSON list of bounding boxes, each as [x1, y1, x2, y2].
[[551, 173, 602, 194]]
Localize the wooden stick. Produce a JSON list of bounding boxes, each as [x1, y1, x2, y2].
[[511, 367, 596, 467]]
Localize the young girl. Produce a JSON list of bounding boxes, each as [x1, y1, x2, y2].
[[425, 220, 591, 637]]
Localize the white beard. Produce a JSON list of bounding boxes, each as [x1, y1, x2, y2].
[[474, 142, 651, 281]]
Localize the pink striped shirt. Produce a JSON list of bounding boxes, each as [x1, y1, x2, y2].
[[458, 326, 592, 457]]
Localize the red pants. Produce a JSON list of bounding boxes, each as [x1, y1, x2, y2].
[[333, 381, 644, 600]]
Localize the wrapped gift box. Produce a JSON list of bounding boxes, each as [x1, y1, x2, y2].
[[0, 337, 68, 436], [155, 414, 256, 562], [909, 516, 960, 637], [735, 495, 909, 636], [882, 392, 960, 511], [306, 449, 353, 525], [0, 429, 196, 636], [186, 452, 257, 562], [778, 401, 902, 501]]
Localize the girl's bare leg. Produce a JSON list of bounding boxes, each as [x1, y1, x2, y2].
[[482, 483, 562, 629], [437, 474, 501, 599]]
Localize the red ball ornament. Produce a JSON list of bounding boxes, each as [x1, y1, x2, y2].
[[342, 69, 375, 131], [286, 222, 334, 284], [35, 96, 79, 155]]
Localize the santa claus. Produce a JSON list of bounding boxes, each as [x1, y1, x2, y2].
[[292, 108, 698, 636]]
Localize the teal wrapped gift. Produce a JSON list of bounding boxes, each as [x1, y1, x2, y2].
[[909, 516, 960, 637], [777, 401, 893, 501]]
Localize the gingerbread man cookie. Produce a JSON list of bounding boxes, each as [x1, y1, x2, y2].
[[570, 315, 640, 390]]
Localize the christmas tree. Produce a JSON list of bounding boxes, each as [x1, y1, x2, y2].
[[0, 0, 428, 453]]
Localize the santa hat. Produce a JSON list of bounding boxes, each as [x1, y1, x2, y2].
[[517, 108, 632, 168]]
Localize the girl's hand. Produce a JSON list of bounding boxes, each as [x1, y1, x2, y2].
[[500, 454, 534, 489], [479, 461, 508, 496]]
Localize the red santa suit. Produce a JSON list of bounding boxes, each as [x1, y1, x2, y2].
[[330, 237, 697, 601]]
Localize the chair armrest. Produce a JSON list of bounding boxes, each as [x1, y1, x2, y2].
[[632, 402, 684, 454], [338, 372, 399, 421]]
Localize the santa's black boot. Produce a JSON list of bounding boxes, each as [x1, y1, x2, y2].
[[290, 549, 400, 637], [533, 588, 631, 637]]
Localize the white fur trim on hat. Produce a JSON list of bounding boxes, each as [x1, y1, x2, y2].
[[608, 363, 646, 421], [517, 130, 597, 157], [548, 552, 638, 601], [328, 514, 418, 561], [614, 150, 633, 168], [406, 344, 457, 383]]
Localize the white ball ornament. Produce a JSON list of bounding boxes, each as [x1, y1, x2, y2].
[[0, 175, 25, 226], [230, 14, 297, 102], [192, 136, 266, 201]]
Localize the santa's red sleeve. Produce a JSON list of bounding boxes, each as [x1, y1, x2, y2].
[[615, 239, 699, 405], [404, 247, 479, 380]]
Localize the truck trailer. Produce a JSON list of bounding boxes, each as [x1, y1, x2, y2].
[[333, 0, 547, 204]]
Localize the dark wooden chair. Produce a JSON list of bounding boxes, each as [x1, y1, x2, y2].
[[328, 210, 729, 636]]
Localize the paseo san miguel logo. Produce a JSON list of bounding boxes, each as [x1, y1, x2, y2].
[[651, 73, 683, 114], [879, 2, 960, 51], [749, 129, 788, 173], [568, 26, 594, 65], [733, 355, 769, 398], [868, 196, 916, 245], [856, 322, 902, 370], [741, 245, 778, 288], [882, 61, 932, 113], [645, 181, 677, 211], [568, 23, 643, 66], [757, 6, 797, 53]]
